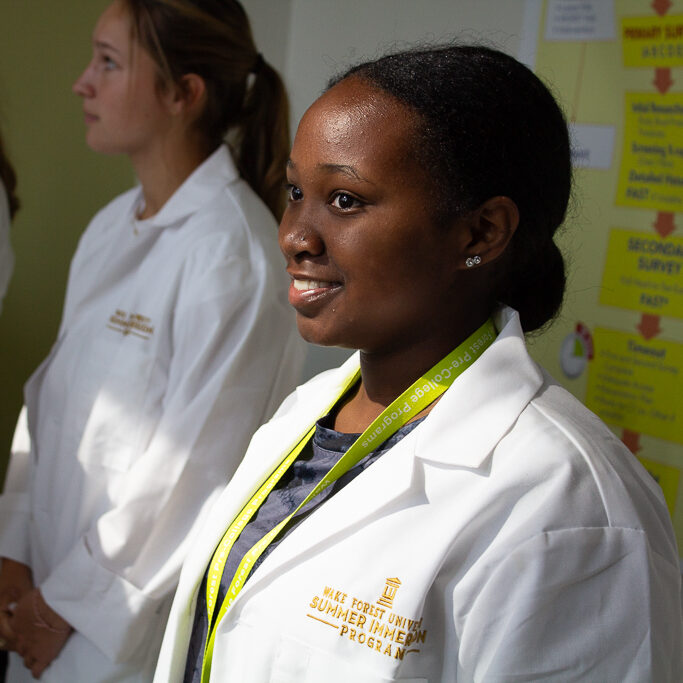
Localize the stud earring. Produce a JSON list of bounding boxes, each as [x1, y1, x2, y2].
[[465, 255, 482, 268]]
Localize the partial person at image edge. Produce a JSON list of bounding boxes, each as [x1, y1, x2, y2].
[[0, 127, 18, 315]]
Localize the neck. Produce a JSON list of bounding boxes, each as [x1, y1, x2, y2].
[[334, 311, 491, 433], [130, 135, 210, 219]]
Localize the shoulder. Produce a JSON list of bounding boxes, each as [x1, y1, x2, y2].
[[425, 309, 677, 565], [182, 178, 277, 255], [167, 184, 286, 317], [172, 147, 277, 248], [75, 187, 139, 254], [499, 371, 678, 560], [528, 372, 660, 517], [158, 179, 277, 298], [175, 188, 279, 289]]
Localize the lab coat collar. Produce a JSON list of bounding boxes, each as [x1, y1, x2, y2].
[[413, 306, 543, 469], [251, 352, 362, 467], [134, 145, 239, 230], [258, 307, 542, 474]]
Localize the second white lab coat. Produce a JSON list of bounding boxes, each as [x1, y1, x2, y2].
[[0, 146, 304, 682], [155, 307, 682, 682]]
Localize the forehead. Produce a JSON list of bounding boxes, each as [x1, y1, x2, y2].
[[292, 78, 420, 171], [94, 1, 132, 47]]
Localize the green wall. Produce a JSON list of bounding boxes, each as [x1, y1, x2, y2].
[[0, 1, 133, 479]]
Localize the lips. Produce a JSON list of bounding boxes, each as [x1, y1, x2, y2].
[[292, 279, 332, 291], [288, 275, 342, 312]]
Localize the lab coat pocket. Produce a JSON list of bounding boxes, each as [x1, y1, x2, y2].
[[77, 334, 157, 473], [270, 636, 427, 683]]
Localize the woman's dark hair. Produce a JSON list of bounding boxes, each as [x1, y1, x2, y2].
[[123, 0, 290, 219], [331, 45, 572, 332], [0, 128, 19, 219]]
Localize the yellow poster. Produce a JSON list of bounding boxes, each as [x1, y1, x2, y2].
[[585, 327, 682, 445], [526, 0, 683, 551], [600, 228, 683, 317], [622, 14, 683, 67], [615, 92, 683, 211]]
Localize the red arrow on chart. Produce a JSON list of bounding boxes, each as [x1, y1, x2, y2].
[[654, 212, 676, 237], [653, 67, 673, 94], [637, 314, 661, 340], [622, 429, 642, 454], [652, 0, 672, 15]]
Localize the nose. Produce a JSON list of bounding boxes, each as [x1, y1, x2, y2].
[[279, 211, 325, 261], [72, 62, 95, 98]]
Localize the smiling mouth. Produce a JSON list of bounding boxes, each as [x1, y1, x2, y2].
[[293, 279, 333, 291], [288, 277, 342, 310]]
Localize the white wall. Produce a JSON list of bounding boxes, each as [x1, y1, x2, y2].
[[241, 0, 293, 74], [284, 0, 529, 126], [244, 0, 529, 380]]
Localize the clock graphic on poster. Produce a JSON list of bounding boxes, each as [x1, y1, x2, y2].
[[560, 322, 594, 379]]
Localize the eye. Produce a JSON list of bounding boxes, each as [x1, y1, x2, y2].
[[330, 192, 363, 211], [102, 55, 118, 70], [286, 184, 303, 202]]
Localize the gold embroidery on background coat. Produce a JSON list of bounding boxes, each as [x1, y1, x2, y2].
[[107, 309, 154, 340]]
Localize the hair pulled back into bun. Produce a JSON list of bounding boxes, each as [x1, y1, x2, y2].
[[330, 44, 572, 332]]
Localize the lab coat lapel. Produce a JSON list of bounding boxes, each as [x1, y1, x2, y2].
[[223, 418, 420, 616], [414, 307, 543, 469]]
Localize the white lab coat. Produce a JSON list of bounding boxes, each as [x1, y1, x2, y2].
[[0, 146, 304, 682], [155, 307, 682, 683], [0, 180, 13, 314]]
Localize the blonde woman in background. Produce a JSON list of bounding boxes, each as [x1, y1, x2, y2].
[[0, 1, 303, 680]]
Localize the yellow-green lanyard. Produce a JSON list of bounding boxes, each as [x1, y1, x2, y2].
[[200, 318, 496, 683]]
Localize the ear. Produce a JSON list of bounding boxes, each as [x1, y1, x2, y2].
[[455, 196, 519, 269], [166, 73, 207, 119]]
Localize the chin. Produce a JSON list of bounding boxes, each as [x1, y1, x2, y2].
[[85, 133, 123, 156], [297, 319, 339, 348], [296, 318, 361, 351]]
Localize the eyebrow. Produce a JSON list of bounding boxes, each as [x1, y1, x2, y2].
[[287, 159, 374, 184], [94, 40, 122, 55]]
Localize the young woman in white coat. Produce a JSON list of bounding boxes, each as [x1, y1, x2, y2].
[[155, 44, 682, 683], [0, 1, 303, 680], [0, 129, 18, 314]]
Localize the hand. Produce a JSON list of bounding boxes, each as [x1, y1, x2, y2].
[[0, 558, 34, 650], [12, 588, 72, 679]]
